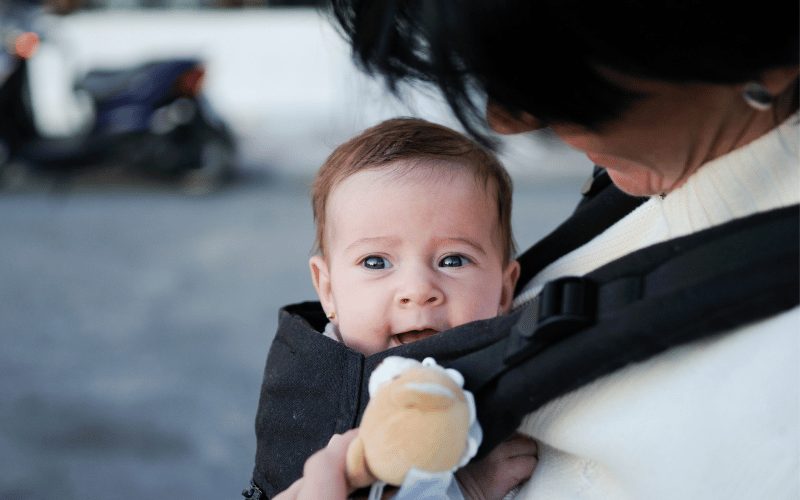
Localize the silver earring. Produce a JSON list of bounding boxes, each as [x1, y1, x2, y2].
[[743, 82, 773, 111]]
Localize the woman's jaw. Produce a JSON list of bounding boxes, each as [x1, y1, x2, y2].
[[583, 152, 697, 197]]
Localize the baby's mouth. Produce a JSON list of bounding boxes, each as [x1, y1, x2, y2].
[[395, 329, 439, 345]]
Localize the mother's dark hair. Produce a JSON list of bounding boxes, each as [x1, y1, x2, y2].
[[327, 0, 799, 143]]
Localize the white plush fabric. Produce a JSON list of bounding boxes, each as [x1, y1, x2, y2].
[[512, 116, 800, 500]]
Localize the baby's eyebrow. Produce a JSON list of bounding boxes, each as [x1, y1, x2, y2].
[[345, 236, 401, 252], [344, 236, 487, 255], [438, 236, 487, 256]]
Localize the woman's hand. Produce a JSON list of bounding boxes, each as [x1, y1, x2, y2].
[[275, 429, 360, 500]]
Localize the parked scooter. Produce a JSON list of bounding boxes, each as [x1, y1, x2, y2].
[[0, 22, 237, 194]]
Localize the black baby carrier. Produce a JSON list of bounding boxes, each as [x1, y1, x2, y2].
[[246, 169, 799, 499]]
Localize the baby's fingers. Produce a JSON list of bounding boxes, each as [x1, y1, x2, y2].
[[498, 432, 538, 459], [487, 433, 538, 487], [455, 433, 538, 500]]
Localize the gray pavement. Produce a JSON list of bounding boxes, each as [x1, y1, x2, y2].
[[0, 168, 585, 500]]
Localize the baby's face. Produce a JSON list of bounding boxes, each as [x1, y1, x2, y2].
[[310, 163, 519, 356]]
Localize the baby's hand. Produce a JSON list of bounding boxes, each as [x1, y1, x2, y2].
[[455, 433, 538, 500]]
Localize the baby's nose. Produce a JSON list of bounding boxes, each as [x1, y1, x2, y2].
[[398, 294, 441, 306], [397, 271, 444, 307]]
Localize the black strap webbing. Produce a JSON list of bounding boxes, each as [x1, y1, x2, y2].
[[451, 204, 799, 454], [514, 169, 647, 294]]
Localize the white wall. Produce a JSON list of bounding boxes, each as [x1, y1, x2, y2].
[[26, 8, 592, 179]]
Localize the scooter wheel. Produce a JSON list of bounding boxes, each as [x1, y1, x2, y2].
[[179, 139, 234, 195]]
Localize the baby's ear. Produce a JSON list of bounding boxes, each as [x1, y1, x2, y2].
[[309, 255, 336, 320], [498, 259, 520, 315]]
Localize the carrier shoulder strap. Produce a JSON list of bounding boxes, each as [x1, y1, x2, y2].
[[450, 203, 800, 454], [514, 167, 647, 293]]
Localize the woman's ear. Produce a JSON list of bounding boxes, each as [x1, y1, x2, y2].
[[309, 255, 336, 322], [498, 260, 521, 314]]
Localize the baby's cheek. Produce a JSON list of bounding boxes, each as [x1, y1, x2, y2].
[[338, 308, 389, 355], [479, 285, 507, 318], [455, 296, 501, 325], [342, 331, 389, 357]]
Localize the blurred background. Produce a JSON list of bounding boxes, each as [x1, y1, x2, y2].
[[0, 1, 593, 499]]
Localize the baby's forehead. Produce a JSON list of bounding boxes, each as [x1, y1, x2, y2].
[[326, 163, 505, 243], [327, 167, 499, 225], [333, 160, 495, 196]]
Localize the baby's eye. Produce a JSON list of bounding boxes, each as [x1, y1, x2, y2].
[[362, 256, 392, 270], [439, 255, 470, 268]]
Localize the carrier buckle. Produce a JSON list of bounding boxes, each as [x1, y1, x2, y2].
[[242, 480, 263, 500], [505, 277, 596, 365]]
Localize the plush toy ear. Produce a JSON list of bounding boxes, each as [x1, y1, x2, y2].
[[345, 436, 376, 489], [392, 382, 455, 411]]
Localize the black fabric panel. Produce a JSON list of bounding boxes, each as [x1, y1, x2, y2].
[[251, 304, 521, 497], [252, 303, 363, 498]]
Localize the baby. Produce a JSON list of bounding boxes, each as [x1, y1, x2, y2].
[[307, 117, 537, 499]]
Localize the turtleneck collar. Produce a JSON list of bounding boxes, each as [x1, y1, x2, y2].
[[655, 114, 799, 240]]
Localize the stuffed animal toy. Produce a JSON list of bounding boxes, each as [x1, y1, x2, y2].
[[345, 356, 481, 495]]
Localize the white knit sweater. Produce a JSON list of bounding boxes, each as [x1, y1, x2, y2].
[[512, 116, 800, 500]]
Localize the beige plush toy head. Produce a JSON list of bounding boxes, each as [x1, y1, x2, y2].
[[345, 357, 478, 488]]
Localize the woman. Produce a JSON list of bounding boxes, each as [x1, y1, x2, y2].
[[266, 0, 799, 498]]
